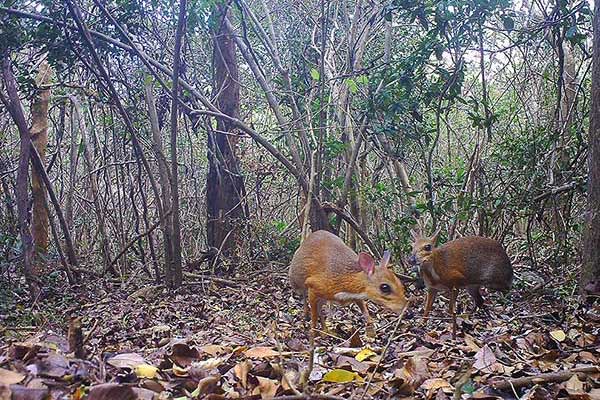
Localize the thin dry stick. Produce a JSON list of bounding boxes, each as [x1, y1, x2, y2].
[[490, 366, 600, 390], [451, 287, 458, 340], [210, 228, 234, 273], [274, 302, 302, 396], [359, 304, 409, 400], [107, 211, 171, 270], [301, 150, 318, 242], [300, 341, 316, 392], [83, 318, 100, 345], [269, 395, 346, 400]]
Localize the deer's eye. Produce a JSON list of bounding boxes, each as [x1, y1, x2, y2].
[[380, 283, 392, 295], [423, 244, 432, 251]]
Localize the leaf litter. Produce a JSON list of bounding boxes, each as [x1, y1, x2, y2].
[[0, 265, 598, 399]]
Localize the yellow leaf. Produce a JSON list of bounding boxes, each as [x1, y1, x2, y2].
[[72, 386, 85, 400], [172, 365, 189, 377], [134, 364, 158, 379], [355, 348, 377, 362], [322, 369, 363, 383], [550, 329, 566, 342]]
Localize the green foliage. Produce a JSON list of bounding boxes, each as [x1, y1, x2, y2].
[[310, 68, 320, 81], [324, 138, 347, 159], [370, 0, 514, 151], [0, 7, 28, 55]]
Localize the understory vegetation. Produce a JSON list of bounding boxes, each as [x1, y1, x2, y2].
[[0, 0, 598, 398]]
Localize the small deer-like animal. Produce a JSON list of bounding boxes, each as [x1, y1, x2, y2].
[[289, 230, 408, 341], [409, 231, 513, 328]]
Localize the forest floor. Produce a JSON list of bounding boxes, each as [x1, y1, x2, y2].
[[0, 261, 599, 400]]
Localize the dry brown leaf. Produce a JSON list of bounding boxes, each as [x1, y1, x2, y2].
[[0, 384, 10, 400], [349, 330, 363, 348], [192, 357, 226, 371], [1, 385, 49, 400], [473, 345, 505, 374], [234, 361, 251, 388], [0, 368, 25, 385], [579, 351, 597, 363], [576, 333, 596, 348], [420, 378, 453, 399], [469, 393, 504, 399], [25, 378, 47, 390], [281, 370, 299, 391], [106, 353, 147, 370], [520, 385, 556, 400], [434, 389, 451, 399], [252, 376, 279, 399], [34, 353, 70, 378], [171, 343, 200, 367], [332, 354, 370, 374], [392, 356, 429, 395], [87, 383, 136, 400], [366, 382, 384, 396], [587, 388, 600, 400], [131, 387, 158, 400], [285, 338, 304, 352], [194, 374, 221, 397], [200, 345, 227, 357], [244, 347, 279, 359], [9, 343, 41, 361], [566, 394, 592, 400], [565, 374, 585, 392], [232, 346, 247, 356], [139, 379, 165, 393], [464, 334, 481, 352]]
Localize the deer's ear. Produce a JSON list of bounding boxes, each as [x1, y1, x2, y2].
[[431, 227, 442, 244], [358, 253, 375, 276], [381, 250, 391, 268]]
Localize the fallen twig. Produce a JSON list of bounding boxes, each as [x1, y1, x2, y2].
[[490, 366, 600, 390], [359, 303, 409, 400], [268, 395, 346, 400], [83, 318, 100, 346], [183, 272, 239, 287], [106, 211, 171, 271]]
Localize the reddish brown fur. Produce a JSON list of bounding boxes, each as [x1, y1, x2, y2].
[[289, 230, 408, 339], [411, 234, 512, 317]]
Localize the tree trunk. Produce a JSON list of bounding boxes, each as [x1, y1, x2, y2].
[[66, 102, 78, 234], [168, 0, 186, 287], [1, 56, 38, 298], [69, 95, 113, 274], [580, 0, 600, 299], [207, 4, 249, 263], [30, 60, 52, 270], [144, 82, 174, 284]]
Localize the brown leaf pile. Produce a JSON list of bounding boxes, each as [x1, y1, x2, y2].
[[1, 269, 599, 399]]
